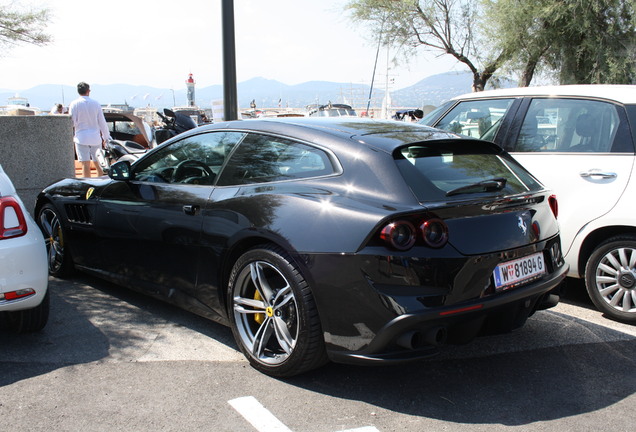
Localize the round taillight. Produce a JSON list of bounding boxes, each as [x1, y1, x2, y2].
[[548, 195, 558, 218], [380, 220, 416, 251], [420, 218, 448, 248]]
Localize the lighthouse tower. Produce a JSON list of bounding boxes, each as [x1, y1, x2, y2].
[[186, 73, 196, 107]]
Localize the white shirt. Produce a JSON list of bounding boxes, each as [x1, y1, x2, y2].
[[69, 95, 111, 146]]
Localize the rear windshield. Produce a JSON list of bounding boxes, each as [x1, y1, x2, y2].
[[395, 140, 543, 202]]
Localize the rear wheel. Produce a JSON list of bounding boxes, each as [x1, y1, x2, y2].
[[3, 291, 50, 333], [227, 245, 327, 377], [37, 203, 74, 278], [585, 236, 636, 323]]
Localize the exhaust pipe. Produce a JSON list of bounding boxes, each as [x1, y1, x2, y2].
[[396, 327, 447, 349]]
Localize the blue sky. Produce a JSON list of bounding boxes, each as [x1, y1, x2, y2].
[[2, 0, 460, 91]]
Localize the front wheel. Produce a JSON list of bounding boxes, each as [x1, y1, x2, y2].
[[585, 236, 636, 323], [37, 203, 74, 278], [227, 245, 327, 377]]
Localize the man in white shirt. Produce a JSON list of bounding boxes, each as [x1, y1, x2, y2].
[[69, 82, 111, 177]]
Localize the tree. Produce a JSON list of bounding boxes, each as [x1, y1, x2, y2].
[[483, 0, 636, 86], [481, 0, 555, 86], [346, 0, 509, 91], [0, 2, 51, 53], [348, 0, 636, 90], [554, 0, 636, 84]]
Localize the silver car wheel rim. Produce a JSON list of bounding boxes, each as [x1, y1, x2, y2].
[[39, 208, 65, 273], [233, 260, 299, 365], [594, 246, 636, 313]]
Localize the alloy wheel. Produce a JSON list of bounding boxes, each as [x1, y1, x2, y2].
[[591, 245, 636, 314], [232, 260, 299, 366], [38, 207, 66, 274]]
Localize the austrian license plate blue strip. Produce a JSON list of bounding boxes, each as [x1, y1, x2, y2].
[[493, 252, 546, 290]]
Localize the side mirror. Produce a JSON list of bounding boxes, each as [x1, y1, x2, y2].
[[109, 160, 132, 181]]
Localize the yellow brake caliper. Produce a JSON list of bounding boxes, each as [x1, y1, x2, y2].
[[254, 290, 265, 324]]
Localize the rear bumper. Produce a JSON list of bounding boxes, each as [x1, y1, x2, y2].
[[0, 226, 48, 312], [326, 262, 568, 365]]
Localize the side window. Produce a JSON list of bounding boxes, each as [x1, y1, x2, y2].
[[434, 99, 514, 140], [217, 134, 335, 186], [513, 98, 629, 153], [134, 131, 244, 184]]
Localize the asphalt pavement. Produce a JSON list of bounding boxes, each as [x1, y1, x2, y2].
[[1, 275, 634, 432]]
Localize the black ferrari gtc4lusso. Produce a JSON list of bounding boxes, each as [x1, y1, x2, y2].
[[36, 117, 568, 377]]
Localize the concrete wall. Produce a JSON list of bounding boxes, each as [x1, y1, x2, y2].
[[0, 115, 75, 215]]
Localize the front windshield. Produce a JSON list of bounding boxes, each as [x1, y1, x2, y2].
[[419, 101, 454, 126]]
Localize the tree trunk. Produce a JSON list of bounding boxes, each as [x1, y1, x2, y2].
[[472, 74, 485, 92], [519, 59, 538, 87]]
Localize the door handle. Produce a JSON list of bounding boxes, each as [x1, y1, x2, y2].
[[182, 204, 200, 215], [579, 171, 617, 179]]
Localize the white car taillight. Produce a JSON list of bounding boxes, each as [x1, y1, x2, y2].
[[548, 195, 558, 219], [0, 196, 28, 239]]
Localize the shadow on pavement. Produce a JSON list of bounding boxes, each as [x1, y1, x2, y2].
[[286, 310, 636, 426], [0, 274, 237, 387], [0, 277, 110, 386], [3, 272, 634, 427]]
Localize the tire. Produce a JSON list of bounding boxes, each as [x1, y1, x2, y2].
[[585, 235, 636, 323], [5, 291, 50, 333], [227, 245, 328, 377], [37, 203, 74, 278]]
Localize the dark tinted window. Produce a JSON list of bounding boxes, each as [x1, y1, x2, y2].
[[216, 134, 336, 186], [512, 98, 634, 153], [395, 141, 542, 202], [134, 131, 244, 184]]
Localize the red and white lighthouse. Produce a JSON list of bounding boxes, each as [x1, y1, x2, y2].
[[186, 73, 196, 107]]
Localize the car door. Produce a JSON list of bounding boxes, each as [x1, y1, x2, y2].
[[507, 97, 636, 257], [92, 130, 244, 298]]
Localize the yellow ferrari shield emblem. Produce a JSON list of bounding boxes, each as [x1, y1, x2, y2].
[[86, 187, 95, 200]]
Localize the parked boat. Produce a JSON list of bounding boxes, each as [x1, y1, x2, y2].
[[0, 94, 41, 115]]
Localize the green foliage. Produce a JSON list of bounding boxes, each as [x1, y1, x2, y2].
[[483, 0, 636, 85], [557, 0, 636, 84], [0, 2, 51, 51], [347, 0, 636, 87]]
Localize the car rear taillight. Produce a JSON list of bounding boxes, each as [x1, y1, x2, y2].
[[380, 221, 416, 251], [380, 217, 449, 251], [420, 218, 448, 248], [548, 195, 558, 218], [0, 288, 35, 301], [0, 196, 28, 239]]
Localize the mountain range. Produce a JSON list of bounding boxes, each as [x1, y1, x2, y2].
[[1, 71, 507, 112]]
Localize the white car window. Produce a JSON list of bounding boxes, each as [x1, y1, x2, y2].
[[514, 98, 623, 153], [434, 99, 514, 140]]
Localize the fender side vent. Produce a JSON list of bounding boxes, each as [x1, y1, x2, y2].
[[65, 204, 92, 225]]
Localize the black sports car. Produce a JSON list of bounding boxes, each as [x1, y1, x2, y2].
[[36, 118, 568, 377]]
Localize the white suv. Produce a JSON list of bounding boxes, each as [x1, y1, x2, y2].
[[0, 164, 49, 333], [422, 85, 636, 322]]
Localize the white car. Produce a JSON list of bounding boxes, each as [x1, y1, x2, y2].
[[0, 164, 49, 333], [422, 85, 636, 322]]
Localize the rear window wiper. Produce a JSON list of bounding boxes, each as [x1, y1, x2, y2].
[[446, 177, 507, 197]]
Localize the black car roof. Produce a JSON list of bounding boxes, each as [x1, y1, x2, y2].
[[197, 117, 466, 154]]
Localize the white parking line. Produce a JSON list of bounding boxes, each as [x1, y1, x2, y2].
[[229, 396, 381, 432], [337, 427, 381, 432], [229, 396, 293, 432]]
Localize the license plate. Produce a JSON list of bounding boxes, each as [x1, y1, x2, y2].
[[493, 252, 546, 290]]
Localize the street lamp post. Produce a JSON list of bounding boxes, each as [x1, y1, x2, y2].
[[222, 0, 238, 121]]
